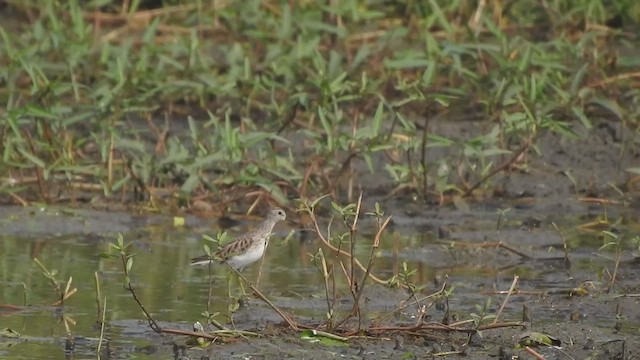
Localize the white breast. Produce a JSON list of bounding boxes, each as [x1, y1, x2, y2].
[[226, 238, 268, 270]]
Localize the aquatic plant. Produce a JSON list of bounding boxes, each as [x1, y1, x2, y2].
[[0, 0, 637, 210]]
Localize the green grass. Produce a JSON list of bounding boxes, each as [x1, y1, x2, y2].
[[1, 0, 638, 209]]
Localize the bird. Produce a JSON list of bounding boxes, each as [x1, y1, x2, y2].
[[190, 208, 287, 270]]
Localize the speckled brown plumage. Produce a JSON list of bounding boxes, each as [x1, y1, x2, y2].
[[190, 208, 286, 269]]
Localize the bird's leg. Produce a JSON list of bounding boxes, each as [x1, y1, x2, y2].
[[238, 273, 247, 296], [226, 270, 240, 316]]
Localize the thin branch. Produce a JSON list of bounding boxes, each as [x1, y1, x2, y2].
[[120, 254, 161, 333], [308, 207, 401, 287], [228, 265, 299, 330], [463, 140, 531, 197], [493, 275, 519, 324]]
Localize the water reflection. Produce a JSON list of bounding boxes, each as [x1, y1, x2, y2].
[[0, 223, 438, 333], [1, 210, 639, 359]]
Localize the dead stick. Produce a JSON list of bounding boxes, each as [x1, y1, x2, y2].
[[229, 265, 299, 330], [493, 275, 519, 324], [308, 209, 399, 287], [159, 327, 257, 339], [463, 140, 530, 197]]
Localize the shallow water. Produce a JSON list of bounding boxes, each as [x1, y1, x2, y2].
[[0, 203, 639, 359]]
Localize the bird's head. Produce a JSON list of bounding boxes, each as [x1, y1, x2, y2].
[[267, 208, 287, 222]]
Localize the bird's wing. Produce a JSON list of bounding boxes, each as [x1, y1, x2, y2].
[[190, 218, 276, 265], [189, 233, 252, 264], [190, 253, 213, 264], [217, 232, 258, 260]]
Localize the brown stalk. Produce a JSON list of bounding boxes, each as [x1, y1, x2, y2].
[[0, 304, 23, 311], [437, 240, 532, 260], [299, 159, 318, 198], [119, 153, 128, 203], [351, 216, 392, 331], [107, 131, 114, 190], [308, 206, 400, 288], [327, 223, 344, 329], [609, 239, 621, 294], [587, 71, 640, 88], [378, 278, 448, 322], [551, 222, 572, 274], [493, 275, 519, 324], [119, 254, 161, 333], [97, 297, 107, 357], [337, 260, 352, 290], [23, 130, 48, 202], [8, 192, 28, 206], [51, 291, 76, 306], [462, 139, 531, 197], [94, 271, 103, 324], [349, 193, 362, 296], [275, 100, 299, 136], [33, 258, 76, 305], [578, 197, 620, 205], [86, 3, 204, 23], [159, 327, 257, 339], [246, 194, 263, 216], [326, 151, 360, 196], [420, 114, 429, 200], [364, 320, 523, 334], [229, 265, 299, 330], [206, 260, 214, 315], [347, 110, 360, 202], [314, 249, 334, 327], [331, 203, 393, 331], [524, 346, 545, 360]]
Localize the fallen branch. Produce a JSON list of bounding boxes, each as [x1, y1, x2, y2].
[[228, 265, 300, 331], [463, 140, 531, 197], [306, 203, 399, 288]]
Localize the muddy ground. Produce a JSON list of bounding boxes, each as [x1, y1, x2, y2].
[[184, 117, 640, 359], [1, 117, 640, 359]]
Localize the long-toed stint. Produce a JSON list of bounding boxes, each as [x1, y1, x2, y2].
[[190, 208, 287, 270]]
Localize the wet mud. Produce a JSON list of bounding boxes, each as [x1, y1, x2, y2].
[[1, 118, 639, 359]]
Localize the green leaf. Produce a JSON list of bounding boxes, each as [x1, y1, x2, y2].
[[384, 56, 432, 69], [24, 104, 57, 119], [303, 20, 347, 37], [216, 232, 230, 245], [299, 329, 348, 346], [372, 99, 384, 135], [111, 174, 131, 192], [17, 148, 45, 168], [0, 328, 22, 338], [99, 252, 118, 259], [318, 106, 333, 151], [181, 173, 201, 194], [202, 234, 217, 243], [590, 98, 625, 120], [117, 233, 124, 248], [427, 0, 453, 33], [570, 63, 589, 95], [330, 201, 343, 214], [571, 106, 592, 130], [516, 331, 561, 349], [256, 181, 288, 204], [310, 194, 331, 208]]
